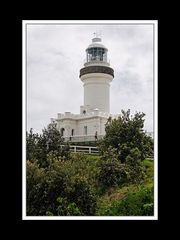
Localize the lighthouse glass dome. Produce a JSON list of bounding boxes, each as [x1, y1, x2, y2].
[[86, 47, 107, 62], [86, 37, 108, 63]]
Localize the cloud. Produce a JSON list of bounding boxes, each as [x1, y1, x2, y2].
[[26, 23, 154, 133]]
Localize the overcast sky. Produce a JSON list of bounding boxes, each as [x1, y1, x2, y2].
[[26, 23, 154, 134]]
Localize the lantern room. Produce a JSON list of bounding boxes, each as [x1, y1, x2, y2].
[[86, 37, 108, 63]]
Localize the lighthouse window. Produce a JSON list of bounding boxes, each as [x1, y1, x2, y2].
[[87, 48, 107, 62]]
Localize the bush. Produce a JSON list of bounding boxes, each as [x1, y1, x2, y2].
[[26, 160, 46, 215], [66, 176, 97, 215], [125, 148, 146, 184], [98, 110, 154, 162], [97, 147, 129, 189], [51, 197, 82, 216], [46, 198, 82, 216], [26, 126, 70, 168], [97, 147, 145, 190], [27, 153, 97, 216], [98, 186, 154, 216]]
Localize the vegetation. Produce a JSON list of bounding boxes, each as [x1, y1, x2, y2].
[[98, 109, 153, 162], [27, 153, 98, 216], [96, 184, 154, 216], [26, 110, 154, 216], [26, 125, 70, 168]]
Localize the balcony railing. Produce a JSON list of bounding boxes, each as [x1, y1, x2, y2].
[[62, 135, 104, 142]]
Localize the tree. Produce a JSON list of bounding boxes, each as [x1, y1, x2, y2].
[[26, 125, 70, 167], [98, 109, 153, 162], [26, 128, 39, 161], [45, 154, 97, 216], [97, 146, 145, 190], [125, 147, 145, 184], [47, 197, 82, 216], [97, 147, 129, 189], [27, 152, 97, 216], [26, 160, 46, 215]]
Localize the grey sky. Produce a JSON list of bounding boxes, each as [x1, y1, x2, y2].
[[27, 23, 154, 133]]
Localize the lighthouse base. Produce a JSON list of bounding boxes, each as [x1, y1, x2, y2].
[[50, 110, 119, 143]]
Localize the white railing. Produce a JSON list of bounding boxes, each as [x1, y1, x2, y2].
[[61, 145, 99, 154], [63, 135, 104, 142], [57, 111, 110, 120]]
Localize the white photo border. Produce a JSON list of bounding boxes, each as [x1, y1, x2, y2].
[[22, 20, 158, 220]]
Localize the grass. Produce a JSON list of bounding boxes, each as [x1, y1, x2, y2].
[[96, 159, 154, 216], [143, 159, 154, 167], [67, 154, 154, 216]]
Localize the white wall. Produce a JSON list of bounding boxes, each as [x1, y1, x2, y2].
[[57, 119, 77, 137], [81, 73, 113, 113], [57, 115, 108, 138]]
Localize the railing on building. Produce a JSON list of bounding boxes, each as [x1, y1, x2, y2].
[[62, 135, 104, 143]]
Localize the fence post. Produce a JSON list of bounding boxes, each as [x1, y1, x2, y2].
[[74, 146, 76, 153], [89, 147, 91, 154]]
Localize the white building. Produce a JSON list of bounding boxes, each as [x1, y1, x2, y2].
[[50, 35, 117, 142]]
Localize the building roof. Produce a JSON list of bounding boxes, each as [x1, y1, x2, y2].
[[86, 37, 108, 51]]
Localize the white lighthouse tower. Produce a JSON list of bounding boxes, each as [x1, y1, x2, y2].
[[80, 36, 114, 114], [51, 35, 115, 142]]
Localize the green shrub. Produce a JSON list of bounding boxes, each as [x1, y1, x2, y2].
[[27, 153, 97, 216], [46, 198, 82, 216], [56, 197, 82, 216], [26, 126, 70, 168], [26, 160, 46, 215], [97, 146, 145, 191], [98, 110, 154, 162], [125, 148, 146, 184], [99, 186, 154, 216], [66, 176, 97, 215], [97, 147, 129, 189]]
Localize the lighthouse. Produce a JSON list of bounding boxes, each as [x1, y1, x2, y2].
[[80, 36, 114, 114], [51, 35, 116, 142]]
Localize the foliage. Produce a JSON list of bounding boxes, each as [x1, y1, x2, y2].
[[96, 160, 154, 216], [26, 160, 46, 215], [125, 147, 146, 184], [46, 197, 81, 216], [98, 109, 154, 162], [97, 147, 129, 189], [66, 176, 96, 215], [26, 126, 70, 167], [143, 159, 153, 168], [27, 152, 154, 216], [26, 128, 40, 161], [97, 146, 146, 191], [26, 152, 97, 216], [26, 109, 154, 216], [97, 186, 154, 216]]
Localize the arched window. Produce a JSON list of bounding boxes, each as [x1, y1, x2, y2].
[[60, 128, 65, 136]]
